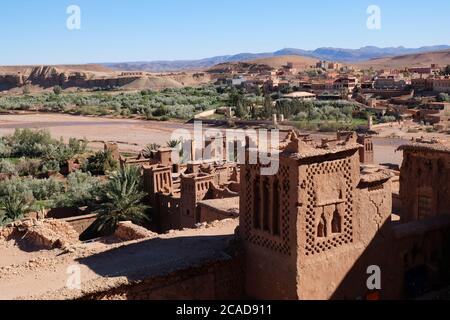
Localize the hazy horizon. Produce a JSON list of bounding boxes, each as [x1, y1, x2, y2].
[[1, 0, 450, 65]]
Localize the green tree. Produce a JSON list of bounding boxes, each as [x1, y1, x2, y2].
[[0, 187, 31, 224], [80, 166, 149, 240], [53, 85, 62, 95], [261, 95, 274, 119]]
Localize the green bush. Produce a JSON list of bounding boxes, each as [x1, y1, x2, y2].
[[15, 158, 42, 177], [0, 180, 35, 224], [142, 143, 161, 159], [0, 177, 64, 202], [85, 150, 119, 175], [0, 130, 87, 173], [53, 86, 63, 95], [0, 141, 12, 158], [53, 171, 103, 208], [0, 86, 226, 121], [379, 116, 397, 123], [0, 159, 17, 176]]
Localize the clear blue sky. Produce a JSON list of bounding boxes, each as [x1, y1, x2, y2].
[[1, 0, 449, 65]]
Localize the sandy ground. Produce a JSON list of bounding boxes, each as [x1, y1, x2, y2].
[[375, 121, 450, 141], [372, 121, 450, 165], [0, 219, 238, 300]]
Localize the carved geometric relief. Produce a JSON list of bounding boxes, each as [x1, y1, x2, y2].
[[243, 164, 291, 256], [305, 158, 354, 256]]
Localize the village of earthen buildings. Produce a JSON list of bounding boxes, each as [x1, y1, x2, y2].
[[2, 3, 450, 302], [1, 114, 449, 300]]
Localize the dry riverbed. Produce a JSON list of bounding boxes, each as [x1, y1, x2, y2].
[[1, 113, 442, 165]]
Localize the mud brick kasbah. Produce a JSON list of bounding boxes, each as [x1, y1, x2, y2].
[[136, 130, 450, 300], [1, 130, 450, 300]]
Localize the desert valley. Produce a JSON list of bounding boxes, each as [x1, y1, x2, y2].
[[1, 1, 450, 306]]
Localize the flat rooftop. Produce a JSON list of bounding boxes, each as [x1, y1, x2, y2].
[[198, 197, 240, 216]]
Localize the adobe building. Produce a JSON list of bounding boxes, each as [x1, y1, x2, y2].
[[142, 139, 241, 232], [239, 131, 393, 299], [398, 139, 450, 221], [3, 132, 450, 300], [357, 135, 374, 165], [337, 131, 374, 165], [239, 132, 450, 300]]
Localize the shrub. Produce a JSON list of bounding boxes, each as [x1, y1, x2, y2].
[[166, 139, 181, 148], [6, 129, 54, 158], [15, 158, 42, 177], [0, 159, 17, 176], [53, 171, 103, 208], [27, 178, 64, 201], [0, 141, 12, 158], [53, 86, 62, 95], [40, 159, 61, 173], [379, 116, 397, 123], [0, 177, 63, 202], [437, 93, 450, 102], [85, 150, 119, 175], [0, 190, 31, 224]]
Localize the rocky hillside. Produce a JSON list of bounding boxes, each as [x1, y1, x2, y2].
[[0, 65, 211, 92]]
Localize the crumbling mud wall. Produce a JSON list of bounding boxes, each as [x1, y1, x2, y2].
[[114, 221, 158, 242], [62, 214, 97, 235], [0, 219, 80, 250]]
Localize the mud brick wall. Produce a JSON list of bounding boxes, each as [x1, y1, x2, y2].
[[63, 214, 97, 235], [80, 255, 244, 300]]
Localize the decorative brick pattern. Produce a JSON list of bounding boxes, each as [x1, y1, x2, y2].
[[243, 165, 291, 256], [304, 158, 354, 256]]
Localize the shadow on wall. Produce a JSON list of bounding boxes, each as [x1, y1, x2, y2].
[[331, 218, 450, 300], [75, 233, 244, 300]]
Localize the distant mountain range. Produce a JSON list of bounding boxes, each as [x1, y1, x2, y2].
[[102, 45, 450, 72]]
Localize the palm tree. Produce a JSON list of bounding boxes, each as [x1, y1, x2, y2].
[[166, 139, 181, 148], [0, 188, 31, 224], [142, 143, 161, 159], [80, 165, 149, 240]]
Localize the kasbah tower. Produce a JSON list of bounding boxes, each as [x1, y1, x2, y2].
[[240, 130, 400, 300]]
